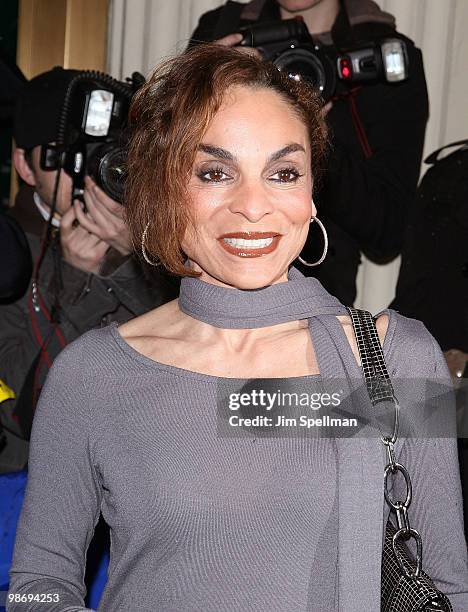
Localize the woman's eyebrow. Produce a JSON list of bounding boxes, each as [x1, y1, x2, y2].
[[198, 144, 234, 161], [268, 143, 305, 163], [197, 143, 305, 163]]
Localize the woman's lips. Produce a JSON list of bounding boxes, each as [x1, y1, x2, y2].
[[217, 232, 282, 258]]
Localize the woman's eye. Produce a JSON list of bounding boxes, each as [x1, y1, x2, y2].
[[197, 167, 230, 183], [269, 168, 303, 183]]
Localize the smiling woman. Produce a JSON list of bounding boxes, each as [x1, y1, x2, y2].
[[7, 43, 468, 612], [182, 83, 317, 289], [193, 139, 307, 261], [124, 42, 328, 285]]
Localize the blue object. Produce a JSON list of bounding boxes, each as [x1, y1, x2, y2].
[[0, 470, 109, 611], [0, 469, 28, 612]]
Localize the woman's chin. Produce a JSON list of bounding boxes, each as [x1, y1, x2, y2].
[[195, 259, 291, 290]]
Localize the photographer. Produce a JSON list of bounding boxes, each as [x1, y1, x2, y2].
[[0, 67, 178, 473], [189, 0, 429, 305]]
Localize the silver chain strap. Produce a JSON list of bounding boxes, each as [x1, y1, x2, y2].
[[346, 307, 424, 580]]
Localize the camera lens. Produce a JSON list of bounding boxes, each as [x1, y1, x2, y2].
[[274, 46, 336, 100], [88, 144, 127, 204], [277, 49, 325, 86], [99, 148, 126, 203]]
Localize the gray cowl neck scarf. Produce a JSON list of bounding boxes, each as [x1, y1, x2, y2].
[[178, 264, 348, 329]]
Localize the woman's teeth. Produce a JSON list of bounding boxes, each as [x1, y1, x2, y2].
[[223, 237, 274, 249]]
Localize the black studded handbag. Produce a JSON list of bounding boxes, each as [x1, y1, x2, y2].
[[347, 307, 453, 612]]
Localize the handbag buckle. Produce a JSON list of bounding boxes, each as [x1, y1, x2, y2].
[[392, 527, 423, 579]]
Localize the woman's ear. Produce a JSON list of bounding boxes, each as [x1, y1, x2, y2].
[[13, 148, 37, 187], [311, 197, 317, 218]]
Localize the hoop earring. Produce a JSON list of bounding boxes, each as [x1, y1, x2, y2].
[[141, 222, 161, 266], [297, 216, 328, 267]]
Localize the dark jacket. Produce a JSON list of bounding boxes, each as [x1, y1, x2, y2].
[[189, 0, 429, 305], [0, 212, 32, 303], [0, 186, 179, 473]]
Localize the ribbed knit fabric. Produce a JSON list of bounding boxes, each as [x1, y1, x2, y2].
[[178, 265, 346, 329], [7, 266, 468, 611], [7, 266, 343, 611]]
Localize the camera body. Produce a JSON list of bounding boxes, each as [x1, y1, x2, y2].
[[239, 18, 336, 99], [40, 72, 144, 204], [238, 18, 408, 100]]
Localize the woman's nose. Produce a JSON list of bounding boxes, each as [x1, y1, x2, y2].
[[227, 180, 275, 223]]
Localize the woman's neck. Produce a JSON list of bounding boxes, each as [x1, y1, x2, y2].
[[118, 263, 346, 377], [177, 303, 310, 352], [178, 260, 301, 348], [279, 0, 340, 35]]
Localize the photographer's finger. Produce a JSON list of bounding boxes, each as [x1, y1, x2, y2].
[[68, 228, 102, 252], [82, 231, 106, 249], [85, 176, 123, 219], [59, 205, 78, 236], [70, 226, 104, 250], [62, 235, 109, 274], [73, 200, 102, 236], [82, 186, 109, 227], [321, 101, 333, 117], [62, 219, 97, 246], [214, 33, 243, 47], [88, 239, 111, 262], [82, 191, 124, 247]]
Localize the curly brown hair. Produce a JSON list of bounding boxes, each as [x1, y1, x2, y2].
[[125, 43, 328, 278]]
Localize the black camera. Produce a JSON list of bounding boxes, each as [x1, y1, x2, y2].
[[40, 71, 144, 204], [238, 18, 408, 100]]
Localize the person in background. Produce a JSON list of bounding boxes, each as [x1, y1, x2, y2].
[[0, 68, 179, 473], [0, 213, 32, 304], [0, 44, 31, 305], [189, 0, 429, 305], [390, 137, 468, 541]]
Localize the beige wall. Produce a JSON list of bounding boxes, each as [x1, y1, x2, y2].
[[11, 0, 109, 202], [17, 0, 109, 78], [107, 0, 468, 312], [355, 0, 468, 312]]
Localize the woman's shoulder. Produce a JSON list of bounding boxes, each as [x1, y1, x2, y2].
[[335, 307, 445, 377], [47, 323, 126, 381], [376, 308, 447, 377], [33, 325, 129, 431], [51, 300, 180, 377]]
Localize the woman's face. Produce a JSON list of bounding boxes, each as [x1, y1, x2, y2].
[[182, 84, 315, 289]]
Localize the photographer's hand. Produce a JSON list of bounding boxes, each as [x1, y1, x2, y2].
[[214, 33, 262, 59], [60, 205, 110, 275], [322, 100, 333, 116], [72, 176, 133, 256]]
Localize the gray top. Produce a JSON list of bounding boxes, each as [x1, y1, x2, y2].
[[7, 266, 468, 611]]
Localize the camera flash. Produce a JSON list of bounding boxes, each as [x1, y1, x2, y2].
[[84, 90, 114, 137], [381, 39, 407, 82]]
